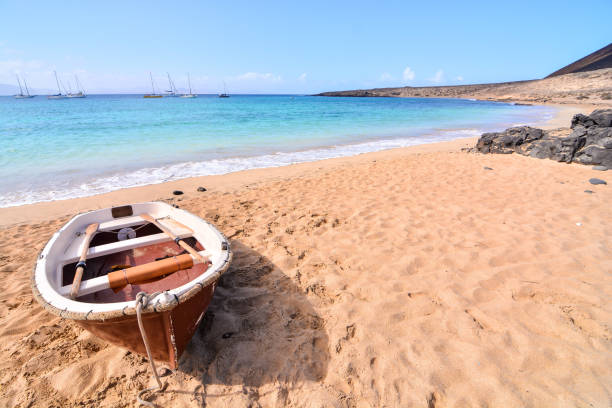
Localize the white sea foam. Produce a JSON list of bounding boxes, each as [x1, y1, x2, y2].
[[0, 129, 482, 208]]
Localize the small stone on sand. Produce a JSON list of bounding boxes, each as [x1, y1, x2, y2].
[[584, 190, 594, 194], [484, 166, 493, 170], [589, 178, 607, 185], [592, 166, 608, 171], [197, 186, 207, 192], [173, 190, 184, 195], [159, 367, 172, 377]]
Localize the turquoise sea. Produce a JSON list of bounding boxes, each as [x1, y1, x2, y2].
[[0, 94, 555, 207]]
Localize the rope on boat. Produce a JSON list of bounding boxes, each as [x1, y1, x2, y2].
[[135, 291, 166, 406]]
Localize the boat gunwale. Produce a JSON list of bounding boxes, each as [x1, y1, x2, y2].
[[31, 202, 232, 321]]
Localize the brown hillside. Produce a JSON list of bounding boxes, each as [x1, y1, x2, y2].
[[546, 42, 612, 78]]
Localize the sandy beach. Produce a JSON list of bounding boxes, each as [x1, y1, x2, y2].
[[1, 104, 611, 407]]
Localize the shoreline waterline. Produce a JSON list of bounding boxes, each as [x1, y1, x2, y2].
[[0, 96, 567, 209], [0, 102, 591, 227]]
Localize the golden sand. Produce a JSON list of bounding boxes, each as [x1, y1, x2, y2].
[[0, 105, 610, 407]]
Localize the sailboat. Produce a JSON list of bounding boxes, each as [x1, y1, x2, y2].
[[48, 71, 66, 99], [144, 72, 163, 98], [164, 73, 178, 97], [14, 75, 35, 99], [218, 82, 229, 98], [67, 74, 86, 98], [180, 73, 197, 98]]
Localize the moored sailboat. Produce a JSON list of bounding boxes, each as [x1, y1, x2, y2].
[[14, 75, 35, 99], [180, 73, 197, 98], [144, 72, 163, 98], [48, 71, 66, 99], [67, 74, 86, 98], [164, 72, 178, 97], [218, 81, 230, 98]]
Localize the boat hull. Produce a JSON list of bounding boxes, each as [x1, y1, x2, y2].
[[32, 202, 232, 371], [77, 281, 215, 369]]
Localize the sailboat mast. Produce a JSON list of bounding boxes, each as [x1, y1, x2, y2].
[[24, 78, 31, 96], [16, 75, 23, 95], [188, 73, 192, 94], [167, 72, 172, 94], [60, 78, 68, 95], [150, 72, 156, 94], [54, 71, 62, 94]]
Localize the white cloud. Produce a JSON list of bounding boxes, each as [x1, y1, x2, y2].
[[379, 72, 394, 81], [0, 58, 46, 74], [235, 72, 282, 82], [298, 72, 307, 82], [456, 75, 464, 81], [429, 69, 444, 83], [402, 66, 415, 81]]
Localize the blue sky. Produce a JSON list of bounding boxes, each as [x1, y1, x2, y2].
[[1, 0, 610, 94]]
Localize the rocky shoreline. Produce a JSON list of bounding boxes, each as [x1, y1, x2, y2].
[[474, 109, 612, 169]]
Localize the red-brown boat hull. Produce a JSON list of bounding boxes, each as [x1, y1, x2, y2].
[[77, 282, 215, 369]]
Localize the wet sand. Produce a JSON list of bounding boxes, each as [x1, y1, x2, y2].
[[0, 104, 610, 407]]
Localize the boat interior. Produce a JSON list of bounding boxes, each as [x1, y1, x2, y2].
[[59, 211, 210, 303]]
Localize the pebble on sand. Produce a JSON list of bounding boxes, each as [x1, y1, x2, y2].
[[197, 186, 207, 192], [589, 178, 607, 185], [484, 166, 493, 170], [592, 166, 608, 171], [173, 190, 184, 195], [584, 190, 595, 194]]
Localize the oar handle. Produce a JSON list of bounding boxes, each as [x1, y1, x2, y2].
[[70, 265, 86, 299], [69, 223, 99, 299]]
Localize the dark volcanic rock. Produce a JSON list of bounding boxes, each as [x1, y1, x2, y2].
[[572, 126, 612, 167], [476, 126, 544, 154], [589, 109, 612, 127], [589, 178, 607, 185], [172, 190, 184, 195], [571, 114, 596, 129], [475, 109, 612, 168]]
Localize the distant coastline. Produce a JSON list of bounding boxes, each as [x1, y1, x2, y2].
[[316, 68, 612, 107]]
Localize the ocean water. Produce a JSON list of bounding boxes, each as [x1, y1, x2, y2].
[[0, 94, 555, 208]]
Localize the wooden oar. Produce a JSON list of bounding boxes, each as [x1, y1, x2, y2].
[[140, 214, 209, 264], [59, 252, 208, 298], [108, 253, 194, 292], [69, 222, 99, 299]]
